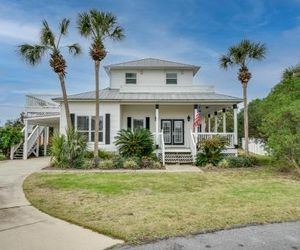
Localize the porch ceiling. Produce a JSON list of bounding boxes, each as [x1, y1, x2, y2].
[[25, 115, 59, 127]]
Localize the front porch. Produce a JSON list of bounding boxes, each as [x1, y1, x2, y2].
[[121, 103, 239, 165]]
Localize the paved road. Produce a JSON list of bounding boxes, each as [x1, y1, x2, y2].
[[0, 157, 122, 250], [116, 222, 300, 250]]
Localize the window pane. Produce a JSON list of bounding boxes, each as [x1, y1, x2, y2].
[[126, 78, 136, 84], [126, 73, 136, 78], [133, 119, 144, 130], [91, 116, 103, 130], [166, 73, 177, 79], [126, 73, 137, 84], [166, 78, 177, 84], [166, 73, 177, 84], [91, 132, 103, 142], [77, 116, 89, 130]]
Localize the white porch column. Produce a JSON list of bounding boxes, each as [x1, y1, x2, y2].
[[193, 104, 198, 133], [208, 114, 211, 132], [233, 104, 238, 147], [201, 116, 206, 132], [155, 104, 159, 147], [44, 127, 49, 156], [23, 120, 28, 160], [214, 111, 218, 132], [222, 108, 226, 133]]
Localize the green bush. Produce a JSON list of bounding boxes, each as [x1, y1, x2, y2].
[[50, 129, 87, 168], [0, 126, 23, 159], [111, 154, 125, 168], [99, 159, 114, 169], [123, 157, 139, 169], [227, 155, 257, 168], [115, 129, 154, 158], [195, 136, 227, 166], [140, 156, 162, 169], [98, 150, 116, 160], [218, 159, 229, 168]]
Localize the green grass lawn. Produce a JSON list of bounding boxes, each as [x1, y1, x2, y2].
[[24, 169, 300, 243]]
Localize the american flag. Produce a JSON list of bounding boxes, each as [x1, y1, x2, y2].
[[193, 111, 201, 128]]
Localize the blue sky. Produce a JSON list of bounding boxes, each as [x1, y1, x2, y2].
[[0, 0, 300, 124]]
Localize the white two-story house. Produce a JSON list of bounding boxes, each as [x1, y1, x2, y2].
[[13, 58, 242, 164]]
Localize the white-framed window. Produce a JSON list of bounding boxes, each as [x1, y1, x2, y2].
[[166, 73, 177, 84], [133, 118, 144, 130], [77, 116, 89, 141], [125, 73, 137, 84], [76, 115, 104, 142], [91, 116, 103, 142]]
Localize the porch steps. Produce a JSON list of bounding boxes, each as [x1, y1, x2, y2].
[[13, 145, 24, 159], [159, 148, 193, 164]]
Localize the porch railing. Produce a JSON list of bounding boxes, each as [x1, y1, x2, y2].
[[193, 132, 235, 148]]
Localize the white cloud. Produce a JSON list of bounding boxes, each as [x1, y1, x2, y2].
[[0, 18, 39, 42]]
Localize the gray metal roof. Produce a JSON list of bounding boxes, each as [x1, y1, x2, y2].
[[53, 88, 242, 103], [104, 58, 200, 75]]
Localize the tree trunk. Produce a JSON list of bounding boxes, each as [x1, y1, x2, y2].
[[243, 82, 249, 155], [58, 73, 72, 130], [94, 60, 100, 164]]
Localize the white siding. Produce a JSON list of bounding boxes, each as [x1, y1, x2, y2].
[[110, 69, 194, 89], [60, 102, 120, 151], [121, 104, 194, 147]]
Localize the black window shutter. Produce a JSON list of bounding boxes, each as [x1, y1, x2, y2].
[[146, 117, 150, 130], [127, 117, 132, 129], [105, 114, 110, 145], [70, 113, 75, 128]]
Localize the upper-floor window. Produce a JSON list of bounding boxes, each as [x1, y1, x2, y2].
[[125, 73, 137, 84], [166, 73, 177, 84]]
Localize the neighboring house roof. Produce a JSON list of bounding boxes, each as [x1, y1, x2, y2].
[[53, 88, 242, 103], [26, 94, 60, 107], [104, 58, 200, 75]]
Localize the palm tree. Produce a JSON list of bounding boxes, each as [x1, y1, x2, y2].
[[18, 19, 81, 129], [219, 39, 266, 154], [77, 9, 124, 163]]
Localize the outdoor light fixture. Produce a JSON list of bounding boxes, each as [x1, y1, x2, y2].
[[187, 115, 191, 122]]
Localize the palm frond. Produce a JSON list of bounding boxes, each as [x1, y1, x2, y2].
[[110, 26, 125, 41], [219, 54, 233, 69], [67, 43, 81, 56], [59, 18, 70, 36], [77, 12, 93, 38], [18, 44, 47, 65], [249, 42, 266, 60], [40, 20, 55, 47]]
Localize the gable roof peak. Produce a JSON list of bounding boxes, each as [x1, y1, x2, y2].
[[104, 57, 200, 75]]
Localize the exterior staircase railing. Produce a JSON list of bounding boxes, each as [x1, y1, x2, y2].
[[25, 125, 44, 158], [10, 127, 25, 160]]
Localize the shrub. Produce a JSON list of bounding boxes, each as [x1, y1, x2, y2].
[[195, 136, 227, 166], [123, 158, 139, 169], [218, 159, 229, 168], [98, 150, 116, 160], [99, 159, 114, 169], [0, 126, 23, 159], [140, 156, 162, 169], [115, 129, 154, 158], [112, 154, 125, 168], [50, 129, 87, 168], [227, 155, 257, 168]]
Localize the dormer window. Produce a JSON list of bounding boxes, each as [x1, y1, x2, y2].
[[166, 73, 177, 84], [125, 73, 137, 84]]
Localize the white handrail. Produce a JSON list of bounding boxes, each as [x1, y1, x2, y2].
[[26, 126, 44, 157], [160, 129, 165, 166], [10, 127, 26, 160]]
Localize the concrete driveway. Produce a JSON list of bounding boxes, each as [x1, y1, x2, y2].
[[0, 157, 123, 250]]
